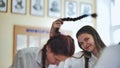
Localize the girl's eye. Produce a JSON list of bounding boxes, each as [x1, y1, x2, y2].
[[55, 58, 60, 62], [79, 38, 89, 46], [84, 38, 89, 42]]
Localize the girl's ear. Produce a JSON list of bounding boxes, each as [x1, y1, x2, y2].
[[46, 45, 50, 52]]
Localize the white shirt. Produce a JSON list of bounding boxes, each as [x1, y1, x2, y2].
[[94, 44, 120, 68], [9, 47, 57, 68], [58, 51, 97, 68]]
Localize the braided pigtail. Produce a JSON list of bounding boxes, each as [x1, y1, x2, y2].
[[41, 44, 47, 68], [61, 13, 97, 22]]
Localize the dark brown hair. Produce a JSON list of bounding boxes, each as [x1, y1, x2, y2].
[[41, 34, 75, 68], [61, 13, 97, 22]]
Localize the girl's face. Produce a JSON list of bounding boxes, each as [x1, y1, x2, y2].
[[46, 46, 68, 65], [77, 33, 96, 52]]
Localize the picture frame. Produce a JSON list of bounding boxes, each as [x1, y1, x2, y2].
[[11, 0, 26, 14], [80, 3, 92, 15], [65, 1, 77, 18], [48, 0, 61, 18], [30, 0, 44, 16], [80, 3, 93, 22], [0, 0, 7, 12]]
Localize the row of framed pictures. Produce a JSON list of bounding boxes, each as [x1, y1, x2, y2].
[[0, 0, 93, 18]]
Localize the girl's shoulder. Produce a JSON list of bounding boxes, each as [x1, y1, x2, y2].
[[73, 51, 83, 57], [65, 51, 84, 62]]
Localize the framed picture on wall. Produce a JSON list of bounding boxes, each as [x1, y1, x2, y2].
[[11, 0, 26, 14], [80, 3, 92, 15], [65, 1, 77, 18], [30, 0, 44, 16], [48, 0, 61, 17], [0, 0, 7, 12], [80, 3, 93, 23]]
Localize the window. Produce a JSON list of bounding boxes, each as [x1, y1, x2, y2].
[[110, 0, 120, 44]]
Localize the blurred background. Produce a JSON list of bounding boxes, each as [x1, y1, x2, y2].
[[0, 0, 120, 68]]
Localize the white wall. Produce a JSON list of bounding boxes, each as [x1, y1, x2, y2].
[[96, 0, 111, 46]]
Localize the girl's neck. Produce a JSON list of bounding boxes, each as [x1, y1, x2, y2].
[[92, 48, 99, 58]]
